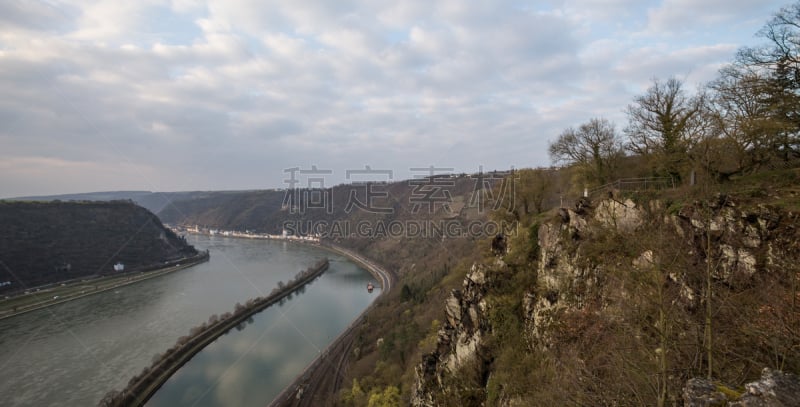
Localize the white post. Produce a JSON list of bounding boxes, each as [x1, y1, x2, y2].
[[583, 187, 588, 198]]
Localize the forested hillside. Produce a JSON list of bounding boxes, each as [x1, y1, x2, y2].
[[0, 201, 198, 294]]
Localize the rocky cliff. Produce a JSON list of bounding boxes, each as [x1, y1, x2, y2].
[[412, 194, 800, 406], [412, 264, 492, 406]]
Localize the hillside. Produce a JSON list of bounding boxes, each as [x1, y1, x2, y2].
[[135, 167, 800, 406], [0, 201, 198, 294], [408, 168, 800, 406], [68, 166, 799, 406], [141, 175, 502, 400], [154, 175, 499, 270], [8, 190, 236, 216]]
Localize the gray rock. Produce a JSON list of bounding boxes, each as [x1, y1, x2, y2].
[[683, 369, 800, 407], [683, 377, 729, 407], [731, 369, 800, 407]]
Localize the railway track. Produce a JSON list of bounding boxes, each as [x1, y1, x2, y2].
[[268, 244, 395, 407]]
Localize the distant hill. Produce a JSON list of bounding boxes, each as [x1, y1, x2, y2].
[[156, 189, 297, 234], [155, 176, 487, 235], [10, 191, 153, 202], [0, 201, 198, 294], [7, 190, 254, 215]]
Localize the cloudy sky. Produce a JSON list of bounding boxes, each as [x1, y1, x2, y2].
[[0, 0, 789, 197]]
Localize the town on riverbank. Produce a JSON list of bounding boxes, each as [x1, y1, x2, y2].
[[170, 224, 320, 243]]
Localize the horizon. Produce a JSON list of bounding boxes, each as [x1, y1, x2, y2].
[[0, 0, 791, 197], [3, 166, 514, 200]]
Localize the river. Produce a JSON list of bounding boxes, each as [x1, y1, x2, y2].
[[0, 235, 379, 406]]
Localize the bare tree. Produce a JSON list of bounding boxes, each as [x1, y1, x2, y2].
[[549, 118, 623, 184], [512, 168, 555, 218], [705, 67, 788, 178], [738, 2, 800, 82], [737, 2, 800, 159], [625, 77, 705, 180]]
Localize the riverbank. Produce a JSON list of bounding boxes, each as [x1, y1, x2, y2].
[[170, 225, 320, 243], [102, 258, 330, 407], [0, 251, 210, 321], [318, 243, 394, 291], [269, 242, 396, 407]]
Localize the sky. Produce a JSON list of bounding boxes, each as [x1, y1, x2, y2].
[[0, 0, 791, 197]]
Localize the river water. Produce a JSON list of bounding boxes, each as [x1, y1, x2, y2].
[[0, 235, 378, 406]]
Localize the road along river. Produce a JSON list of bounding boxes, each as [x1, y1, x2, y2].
[[0, 235, 379, 407]]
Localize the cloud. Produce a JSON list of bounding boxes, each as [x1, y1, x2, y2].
[[0, 156, 161, 195], [613, 43, 739, 87], [645, 0, 786, 36], [0, 0, 788, 197]]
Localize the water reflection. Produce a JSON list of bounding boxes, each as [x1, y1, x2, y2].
[[0, 236, 377, 407], [147, 247, 378, 406]]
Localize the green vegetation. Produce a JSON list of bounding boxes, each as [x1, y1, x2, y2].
[[340, 253, 480, 406], [366, 385, 400, 407], [715, 382, 744, 401]]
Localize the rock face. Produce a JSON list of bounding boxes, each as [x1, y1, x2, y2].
[[525, 195, 796, 348], [412, 195, 799, 406], [593, 198, 642, 232], [683, 369, 800, 406], [523, 205, 611, 348], [683, 377, 731, 407], [676, 197, 789, 286], [412, 264, 491, 406]]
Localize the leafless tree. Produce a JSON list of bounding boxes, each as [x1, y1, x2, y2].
[[625, 77, 705, 180], [704, 67, 786, 179], [549, 118, 623, 184], [738, 2, 800, 81], [737, 2, 800, 159]]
